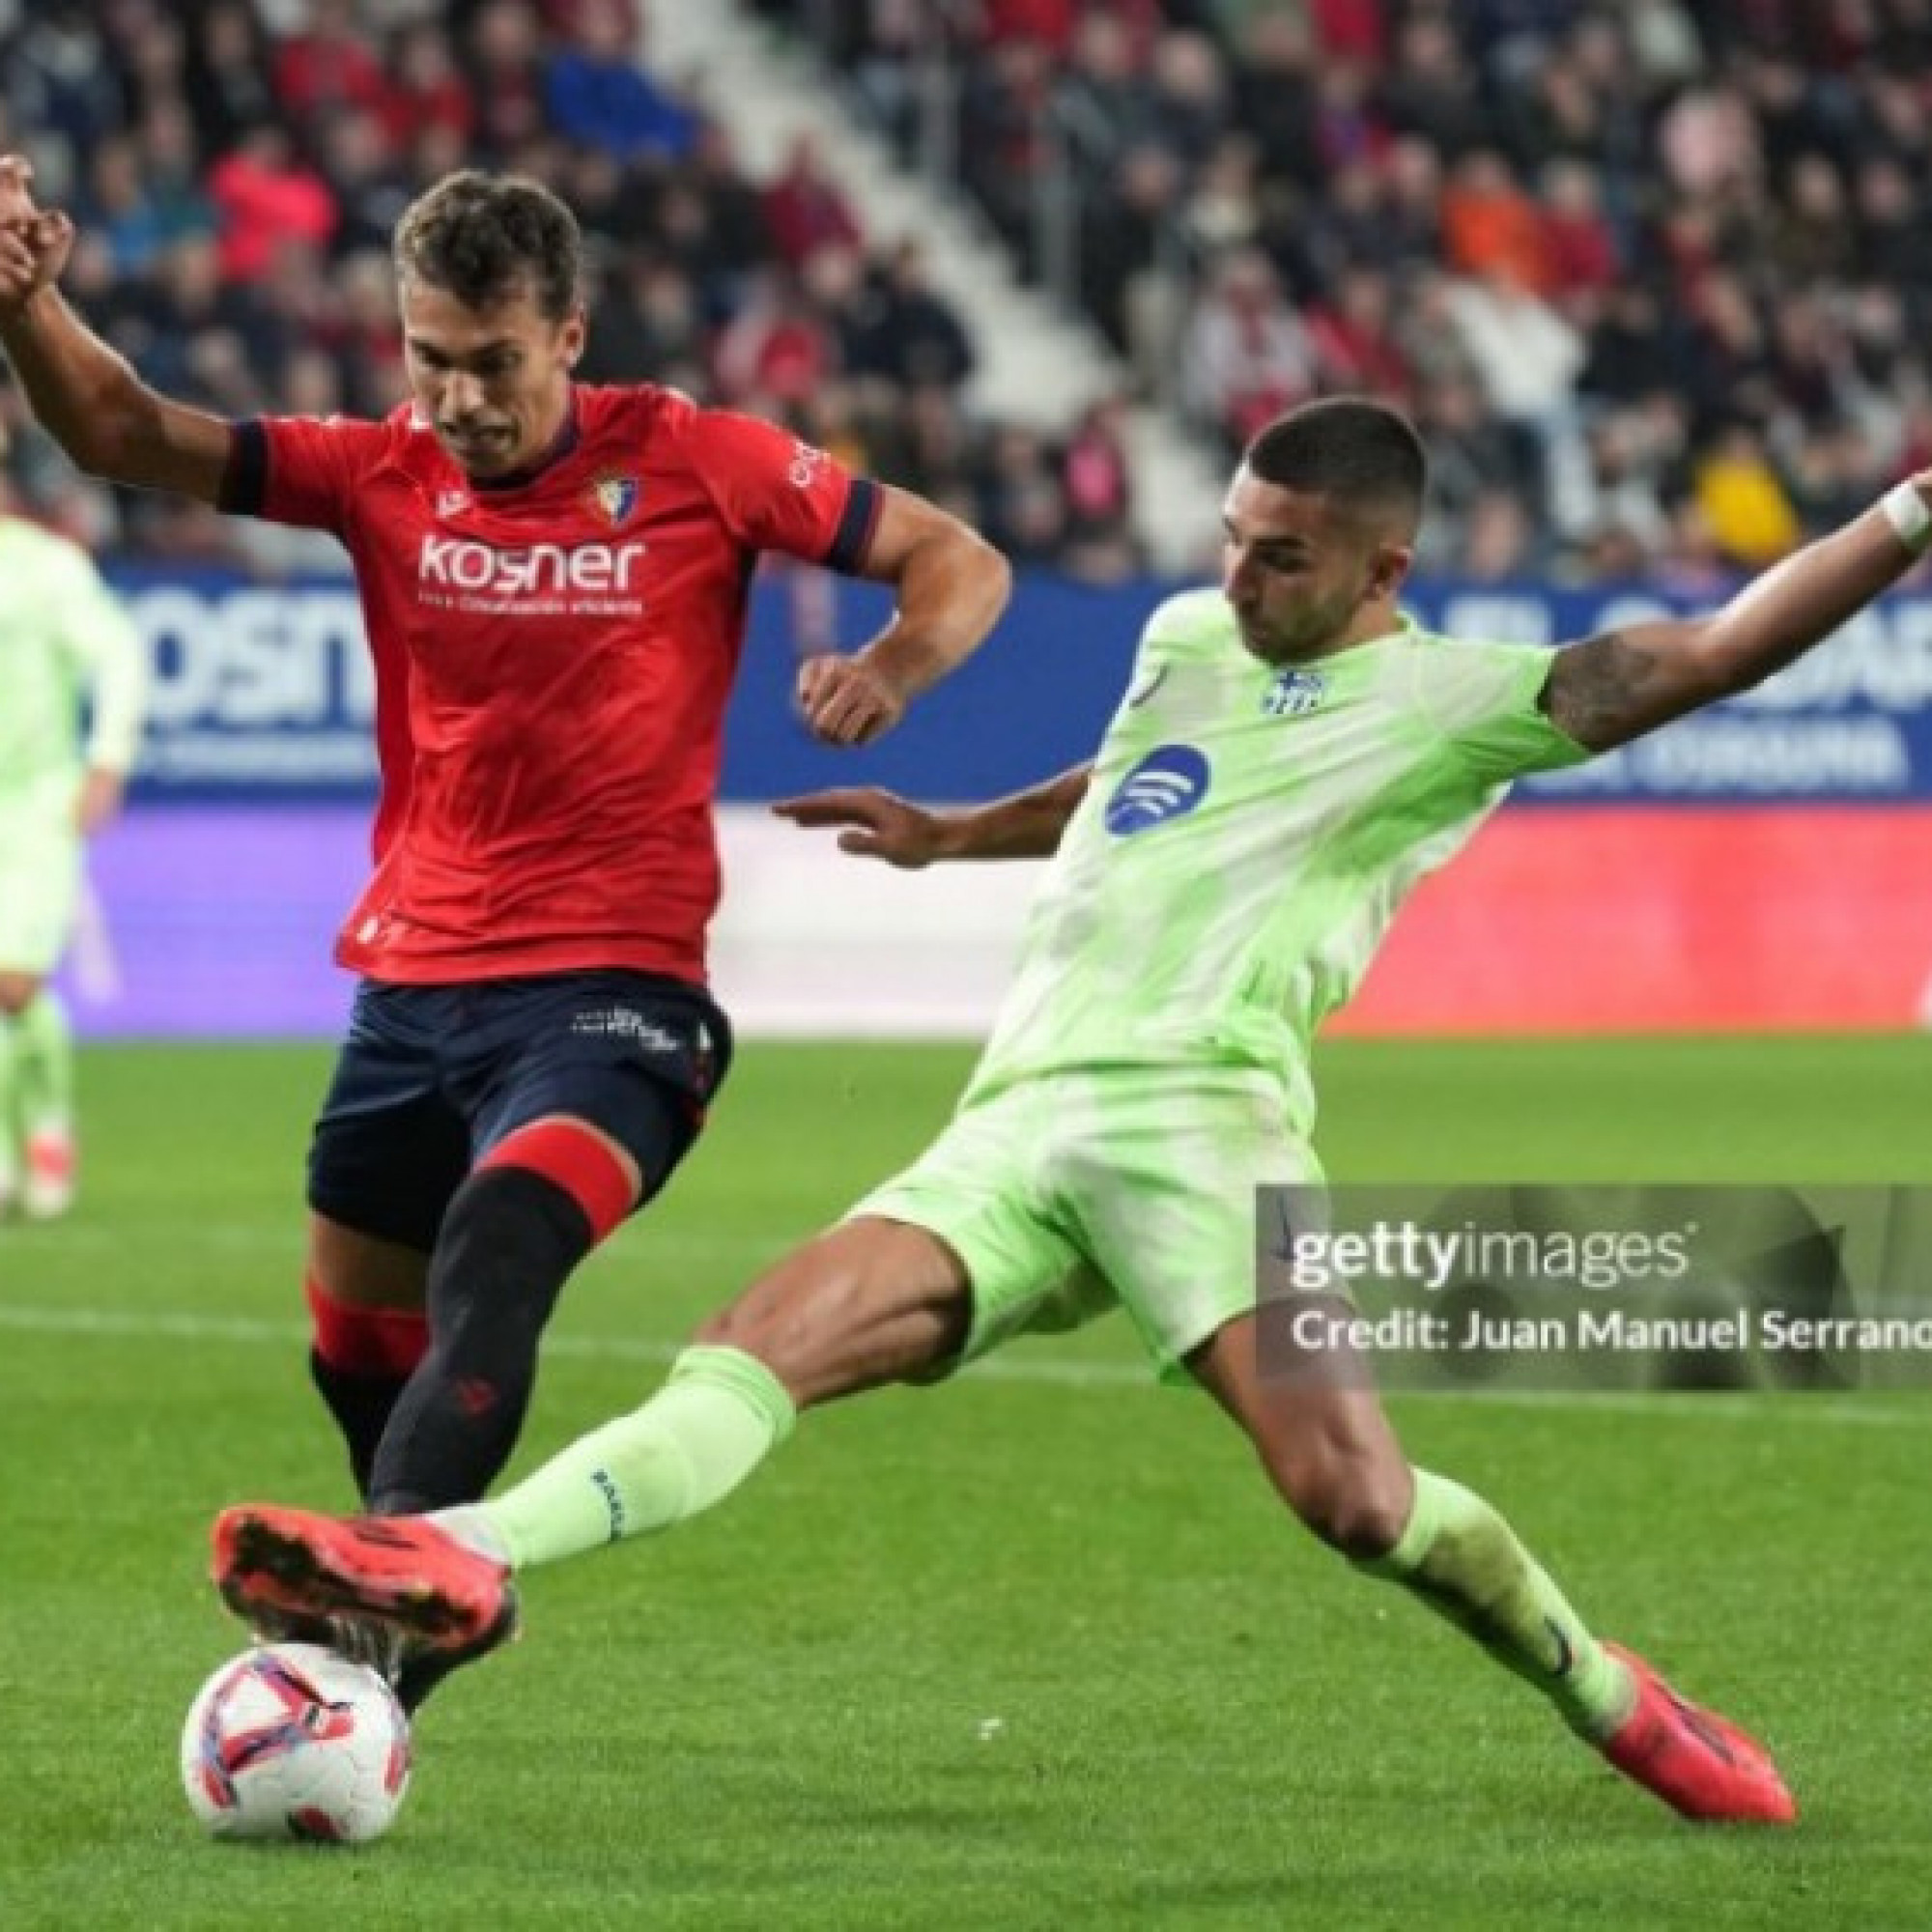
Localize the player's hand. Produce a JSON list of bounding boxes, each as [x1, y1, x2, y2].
[[772, 787, 950, 867], [795, 653, 907, 746], [0, 155, 42, 228], [0, 222, 73, 322], [0, 157, 73, 321], [75, 767, 125, 836]]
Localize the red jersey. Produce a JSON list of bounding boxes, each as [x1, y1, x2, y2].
[[221, 385, 881, 986]]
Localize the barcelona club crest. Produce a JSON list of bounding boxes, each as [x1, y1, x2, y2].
[[586, 473, 639, 526], [1261, 668, 1327, 718]]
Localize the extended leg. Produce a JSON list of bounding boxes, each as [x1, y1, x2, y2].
[[212, 1215, 971, 1655], [1187, 1311, 1795, 1824]]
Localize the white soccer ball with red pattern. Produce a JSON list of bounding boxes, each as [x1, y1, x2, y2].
[[180, 1642, 412, 1843]]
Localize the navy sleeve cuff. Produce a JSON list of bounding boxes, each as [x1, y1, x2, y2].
[[218, 419, 268, 515], [823, 476, 883, 575]]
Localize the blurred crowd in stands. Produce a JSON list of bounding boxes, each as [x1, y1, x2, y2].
[[772, 0, 1932, 584], [0, 0, 1143, 578], [4, 0, 1931, 585]]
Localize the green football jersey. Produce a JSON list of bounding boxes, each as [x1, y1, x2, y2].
[[0, 517, 147, 792], [965, 589, 1589, 1126]]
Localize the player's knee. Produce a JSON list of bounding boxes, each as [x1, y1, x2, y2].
[[0, 971, 43, 1015], [1266, 1440, 1411, 1559]]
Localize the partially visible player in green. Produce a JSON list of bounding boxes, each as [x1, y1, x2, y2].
[[0, 416, 146, 1219], [217, 396, 1932, 1822]]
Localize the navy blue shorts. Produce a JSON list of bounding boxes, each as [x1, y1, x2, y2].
[[307, 970, 733, 1252]]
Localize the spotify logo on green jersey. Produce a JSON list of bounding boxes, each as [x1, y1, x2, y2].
[[1104, 746, 1211, 835]]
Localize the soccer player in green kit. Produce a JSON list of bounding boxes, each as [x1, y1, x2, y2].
[[0, 419, 146, 1219], [216, 395, 1932, 1823]]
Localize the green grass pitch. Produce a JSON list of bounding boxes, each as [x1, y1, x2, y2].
[[4, 1037, 1932, 1928]]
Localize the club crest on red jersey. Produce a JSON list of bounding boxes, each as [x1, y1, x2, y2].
[[586, 474, 639, 526]]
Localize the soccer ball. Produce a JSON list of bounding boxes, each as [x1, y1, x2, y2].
[[180, 1642, 412, 1844]]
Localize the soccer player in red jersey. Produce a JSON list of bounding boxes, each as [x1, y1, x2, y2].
[[0, 158, 1010, 1697]]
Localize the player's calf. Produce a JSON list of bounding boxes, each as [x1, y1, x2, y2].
[[304, 1274, 429, 1500], [1190, 1330, 1413, 1557], [362, 1156, 607, 1511], [1259, 1432, 1414, 1558], [692, 1216, 972, 1407]]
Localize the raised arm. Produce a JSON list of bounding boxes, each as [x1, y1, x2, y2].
[[774, 764, 1094, 867], [0, 159, 232, 503], [1543, 477, 1932, 752], [795, 484, 1011, 746]]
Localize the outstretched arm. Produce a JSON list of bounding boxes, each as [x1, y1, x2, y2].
[[1544, 477, 1932, 751], [774, 764, 1094, 867], [795, 485, 1011, 746], [0, 158, 232, 502]]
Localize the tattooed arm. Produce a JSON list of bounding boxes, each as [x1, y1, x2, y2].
[[1543, 480, 1932, 752]]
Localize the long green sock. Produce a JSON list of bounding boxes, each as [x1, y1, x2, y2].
[[0, 1013, 17, 1201], [442, 1345, 797, 1570], [1358, 1467, 1635, 1739], [12, 988, 73, 1137]]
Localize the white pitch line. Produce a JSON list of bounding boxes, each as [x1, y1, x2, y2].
[[0, 1301, 1927, 1422], [0, 1301, 1147, 1386]]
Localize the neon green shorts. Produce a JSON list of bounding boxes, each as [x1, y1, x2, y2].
[[849, 1065, 1323, 1381], [0, 776, 81, 975]]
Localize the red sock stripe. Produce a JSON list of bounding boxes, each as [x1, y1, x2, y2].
[[305, 1277, 429, 1378], [479, 1119, 637, 1243]]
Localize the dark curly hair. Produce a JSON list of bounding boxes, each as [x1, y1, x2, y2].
[[393, 171, 582, 321]]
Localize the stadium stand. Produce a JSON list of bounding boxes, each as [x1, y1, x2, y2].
[[5, 0, 1930, 583], [0, 0, 1156, 577], [760, 0, 1932, 582]]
